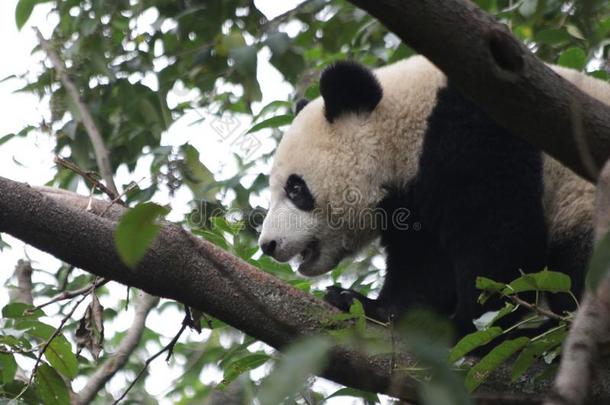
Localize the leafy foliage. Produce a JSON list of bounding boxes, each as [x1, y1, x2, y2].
[[114, 202, 170, 267], [1, 0, 610, 403], [449, 270, 577, 392]]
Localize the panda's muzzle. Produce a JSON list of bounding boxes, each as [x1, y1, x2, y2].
[[299, 239, 320, 264], [297, 239, 322, 274]]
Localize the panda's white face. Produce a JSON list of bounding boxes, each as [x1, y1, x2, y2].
[[259, 57, 446, 276], [258, 99, 384, 276]]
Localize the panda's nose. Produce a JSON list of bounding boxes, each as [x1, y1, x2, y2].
[[261, 240, 277, 256]]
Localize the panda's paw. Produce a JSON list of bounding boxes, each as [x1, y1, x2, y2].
[[324, 286, 362, 312]]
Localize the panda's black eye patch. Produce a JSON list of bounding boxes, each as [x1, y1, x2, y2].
[[284, 174, 315, 211]]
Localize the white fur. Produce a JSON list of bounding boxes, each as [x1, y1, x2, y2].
[[260, 55, 610, 276]]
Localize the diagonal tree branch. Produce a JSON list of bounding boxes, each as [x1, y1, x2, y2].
[[35, 28, 118, 195], [0, 177, 409, 398], [346, 0, 610, 182], [2, 177, 610, 403]]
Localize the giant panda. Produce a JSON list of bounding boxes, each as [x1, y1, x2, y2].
[[258, 55, 610, 337]]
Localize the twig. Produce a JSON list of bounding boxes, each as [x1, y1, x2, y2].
[[75, 292, 159, 405], [99, 182, 142, 217], [112, 315, 189, 404], [510, 295, 569, 322], [54, 156, 120, 201], [35, 28, 118, 195], [30, 278, 108, 312]]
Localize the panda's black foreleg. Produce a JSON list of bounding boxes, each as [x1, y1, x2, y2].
[[448, 235, 548, 337], [324, 286, 396, 323]]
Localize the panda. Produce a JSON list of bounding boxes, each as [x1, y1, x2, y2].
[[258, 55, 610, 337]]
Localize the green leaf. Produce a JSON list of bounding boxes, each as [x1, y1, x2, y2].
[[267, 32, 306, 83], [535, 29, 571, 45], [304, 84, 320, 100], [449, 327, 502, 363], [211, 216, 243, 236], [0, 133, 15, 146], [246, 114, 293, 134], [420, 381, 466, 405], [114, 202, 170, 268], [0, 353, 17, 384], [193, 229, 229, 250], [255, 256, 293, 276], [15, 0, 41, 30], [389, 43, 415, 63], [44, 339, 79, 380], [557, 48, 587, 71], [220, 352, 270, 388], [476, 277, 506, 293], [587, 231, 610, 291], [18, 320, 78, 380], [324, 387, 379, 403], [179, 144, 218, 201], [349, 299, 366, 333], [503, 270, 571, 295], [35, 363, 70, 405], [2, 302, 44, 319], [487, 302, 516, 327], [566, 25, 585, 40], [253, 100, 292, 122], [398, 310, 472, 405], [258, 337, 332, 405], [590, 70, 610, 81], [465, 337, 529, 392], [511, 327, 566, 381]]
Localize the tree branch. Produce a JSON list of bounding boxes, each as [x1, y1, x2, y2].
[[35, 29, 118, 195], [547, 159, 610, 405], [33, 278, 108, 312], [75, 292, 159, 405], [346, 0, 610, 182], [2, 177, 610, 402]]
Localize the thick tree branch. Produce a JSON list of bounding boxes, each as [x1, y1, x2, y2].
[[0, 177, 412, 399], [347, 0, 610, 181], [75, 292, 159, 405], [2, 178, 610, 402]]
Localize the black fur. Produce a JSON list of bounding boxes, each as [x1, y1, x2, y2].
[[319, 61, 383, 123], [295, 98, 310, 115], [324, 82, 590, 337], [285, 174, 315, 212]]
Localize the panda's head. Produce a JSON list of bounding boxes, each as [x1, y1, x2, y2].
[[259, 61, 389, 276]]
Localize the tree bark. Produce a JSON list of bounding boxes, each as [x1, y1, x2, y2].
[[347, 0, 610, 182], [2, 177, 610, 403]]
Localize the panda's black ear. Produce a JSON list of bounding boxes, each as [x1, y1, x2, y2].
[[320, 61, 383, 123], [294, 98, 309, 115]]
